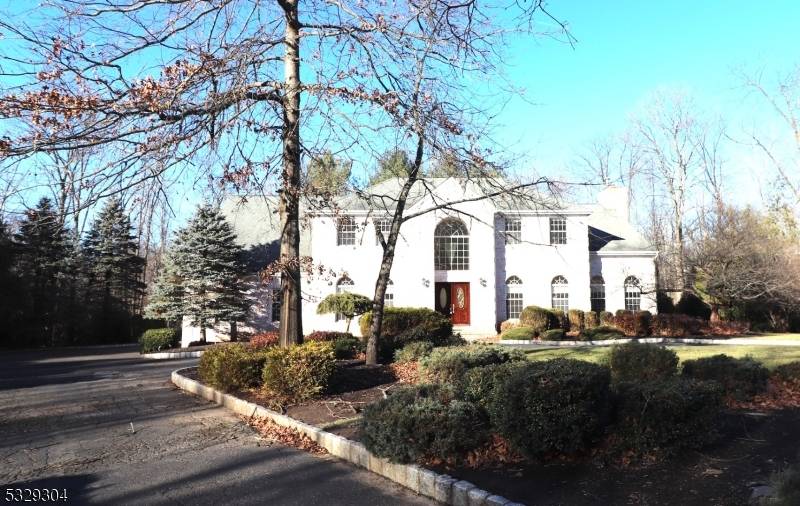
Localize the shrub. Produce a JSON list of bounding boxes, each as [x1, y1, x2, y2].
[[462, 361, 531, 408], [585, 311, 599, 329], [361, 384, 489, 464], [499, 319, 521, 333], [488, 359, 611, 457], [500, 326, 537, 341], [614, 378, 723, 454], [394, 341, 434, 363], [262, 341, 337, 403], [198, 344, 268, 392], [359, 307, 453, 354], [614, 310, 652, 336], [681, 354, 769, 399], [332, 335, 363, 359], [568, 309, 585, 332], [420, 345, 526, 385], [139, 328, 179, 353], [249, 331, 278, 349], [607, 342, 678, 382], [305, 330, 354, 342], [675, 291, 711, 319], [555, 310, 570, 331], [599, 311, 615, 326], [316, 292, 372, 333], [519, 305, 561, 334], [579, 325, 625, 341], [540, 328, 566, 341], [651, 314, 703, 337], [773, 361, 800, 383]]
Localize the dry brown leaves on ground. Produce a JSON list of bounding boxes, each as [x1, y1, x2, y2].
[[729, 379, 800, 411], [462, 435, 526, 469], [246, 416, 327, 455], [388, 361, 419, 384]]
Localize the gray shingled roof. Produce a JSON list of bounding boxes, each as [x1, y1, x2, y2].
[[588, 207, 655, 252]]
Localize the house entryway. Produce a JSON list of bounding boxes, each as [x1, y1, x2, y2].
[[434, 282, 470, 325]]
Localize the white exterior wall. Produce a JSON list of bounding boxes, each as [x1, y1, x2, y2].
[[589, 253, 658, 313]]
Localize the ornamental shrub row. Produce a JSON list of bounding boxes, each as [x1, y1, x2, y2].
[[198, 343, 269, 392], [139, 328, 180, 353], [419, 344, 527, 385], [359, 307, 453, 358], [681, 354, 769, 399]]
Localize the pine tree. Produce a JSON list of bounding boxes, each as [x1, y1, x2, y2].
[[0, 217, 21, 346], [146, 205, 248, 343]]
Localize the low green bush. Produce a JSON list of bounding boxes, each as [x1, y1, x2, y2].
[[420, 345, 526, 385], [488, 358, 611, 457], [614, 377, 723, 454], [568, 309, 585, 332], [332, 335, 363, 359], [500, 326, 537, 340], [262, 341, 337, 403], [519, 305, 561, 333], [359, 307, 453, 358], [773, 361, 800, 382], [360, 384, 489, 464], [462, 361, 531, 408], [579, 325, 625, 341], [198, 344, 268, 392], [607, 342, 678, 382], [540, 328, 566, 341], [585, 311, 599, 329], [139, 328, 179, 353], [681, 354, 769, 399], [394, 341, 434, 363], [306, 331, 354, 342]]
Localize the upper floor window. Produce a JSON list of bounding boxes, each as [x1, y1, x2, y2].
[[375, 217, 391, 245], [549, 217, 567, 245], [590, 275, 605, 312], [624, 276, 641, 311], [434, 218, 469, 270], [336, 216, 357, 246], [504, 218, 521, 244], [335, 276, 355, 321], [551, 275, 569, 313], [505, 276, 523, 319], [384, 279, 394, 308]]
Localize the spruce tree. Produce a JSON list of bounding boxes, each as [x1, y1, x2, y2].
[[0, 217, 21, 346], [146, 205, 248, 343]]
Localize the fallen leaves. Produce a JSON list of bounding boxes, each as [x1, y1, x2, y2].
[[246, 416, 327, 455], [729, 378, 800, 411], [388, 361, 419, 384]]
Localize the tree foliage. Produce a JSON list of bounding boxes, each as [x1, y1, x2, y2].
[[316, 292, 372, 332]]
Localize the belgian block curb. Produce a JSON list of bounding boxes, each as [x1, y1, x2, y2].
[[143, 350, 206, 359], [171, 367, 520, 505], [497, 336, 800, 347]]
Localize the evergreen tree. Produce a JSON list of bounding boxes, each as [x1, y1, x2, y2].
[[0, 217, 22, 346], [306, 151, 352, 194], [369, 149, 413, 185], [145, 205, 248, 343]]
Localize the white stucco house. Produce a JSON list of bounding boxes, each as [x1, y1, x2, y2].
[[180, 178, 657, 346]]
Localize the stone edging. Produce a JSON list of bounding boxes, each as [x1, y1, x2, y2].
[[496, 337, 800, 347], [144, 350, 206, 359], [171, 367, 522, 506]]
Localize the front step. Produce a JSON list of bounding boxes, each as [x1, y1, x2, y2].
[[453, 325, 497, 341]]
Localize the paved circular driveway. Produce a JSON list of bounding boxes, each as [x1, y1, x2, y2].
[[0, 345, 434, 505]]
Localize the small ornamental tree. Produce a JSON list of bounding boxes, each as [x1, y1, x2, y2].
[[145, 205, 248, 343], [317, 292, 372, 333]]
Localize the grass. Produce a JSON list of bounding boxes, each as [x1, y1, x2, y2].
[[526, 344, 800, 369], [745, 333, 800, 341]]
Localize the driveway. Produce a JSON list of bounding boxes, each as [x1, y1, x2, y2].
[[0, 345, 433, 505]]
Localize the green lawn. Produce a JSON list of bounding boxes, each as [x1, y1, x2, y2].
[[744, 333, 800, 341], [525, 344, 800, 369]]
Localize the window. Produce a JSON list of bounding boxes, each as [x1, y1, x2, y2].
[[551, 275, 569, 313], [271, 288, 282, 322], [434, 218, 469, 270], [335, 276, 354, 321], [624, 276, 641, 311], [337, 217, 356, 246], [504, 218, 521, 244], [375, 217, 391, 245], [549, 217, 567, 245], [505, 276, 523, 319], [384, 279, 394, 308], [590, 276, 605, 312]]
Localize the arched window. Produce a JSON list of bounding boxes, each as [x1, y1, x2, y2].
[[590, 275, 605, 312], [434, 218, 469, 270], [505, 276, 523, 319], [384, 279, 394, 308], [551, 275, 569, 313], [335, 276, 355, 321], [624, 276, 641, 311]]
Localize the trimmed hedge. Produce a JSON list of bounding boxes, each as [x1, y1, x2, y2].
[[249, 331, 278, 349], [394, 341, 434, 363], [499, 319, 522, 333], [568, 309, 585, 332], [773, 361, 800, 383], [599, 311, 615, 326], [198, 344, 268, 392], [500, 326, 537, 340], [420, 345, 527, 385], [579, 325, 625, 341], [305, 331, 354, 342], [651, 314, 703, 337], [519, 305, 561, 334], [585, 311, 600, 329], [139, 328, 179, 353], [681, 354, 769, 399], [332, 335, 363, 359], [614, 378, 724, 454], [607, 342, 678, 383], [488, 358, 611, 457], [361, 384, 489, 464], [462, 361, 530, 408], [541, 328, 566, 341], [359, 307, 453, 356], [614, 310, 652, 336], [262, 341, 337, 403]]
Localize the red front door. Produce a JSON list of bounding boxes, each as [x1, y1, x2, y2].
[[450, 282, 470, 325]]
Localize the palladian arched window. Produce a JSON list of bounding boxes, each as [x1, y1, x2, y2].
[[624, 276, 641, 311], [551, 275, 569, 313], [505, 276, 523, 319], [434, 218, 469, 270], [590, 276, 605, 312]]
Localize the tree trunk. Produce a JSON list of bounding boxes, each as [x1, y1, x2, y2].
[[345, 317, 351, 333], [366, 137, 424, 364], [709, 303, 720, 323], [200, 324, 207, 344], [278, 0, 303, 348], [230, 321, 238, 342]]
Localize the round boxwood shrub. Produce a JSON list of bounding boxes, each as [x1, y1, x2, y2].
[[599, 311, 615, 326], [681, 354, 769, 399], [773, 361, 800, 383], [584, 311, 600, 329], [359, 307, 453, 355], [262, 341, 337, 403], [607, 342, 678, 383], [198, 343, 269, 392], [614, 377, 723, 454], [420, 345, 527, 385], [139, 328, 179, 353], [614, 310, 653, 336], [488, 358, 611, 457], [579, 325, 626, 341], [500, 326, 537, 341], [462, 361, 530, 409], [332, 335, 363, 359], [394, 341, 434, 363], [360, 384, 489, 464], [540, 328, 566, 341], [568, 309, 585, 332], [519, 305, 561, 334]]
